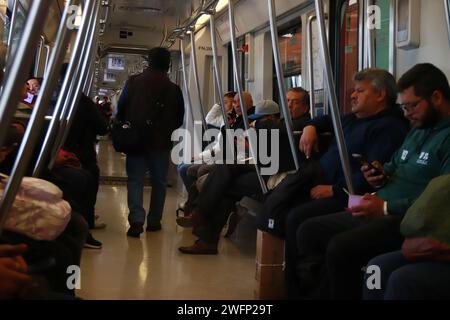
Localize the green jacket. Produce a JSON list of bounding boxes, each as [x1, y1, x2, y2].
[[400, 174, 450, 245], [377, 117, 450, 216]]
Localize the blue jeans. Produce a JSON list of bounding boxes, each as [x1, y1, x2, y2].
[[126, 150, 170, 226], [363, 251, 450, 300], [177, 163, 194, 190]]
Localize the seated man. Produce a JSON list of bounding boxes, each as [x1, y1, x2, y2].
[[294, 63, 450, 299], [264, 69, 408, 297], [177, 91, 237, 195], [364, 174, 450, 300], [177, 95, 309, 255]]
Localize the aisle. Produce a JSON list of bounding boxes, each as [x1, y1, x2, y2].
[[77, 140, 256, 300]]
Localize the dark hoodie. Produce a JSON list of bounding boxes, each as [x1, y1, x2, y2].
[[309, 106, 409, 198], [117, 69, 185, 151]]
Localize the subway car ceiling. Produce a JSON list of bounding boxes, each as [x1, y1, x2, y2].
[[93, 0, 450, 104], [5, 0, 450, 103]]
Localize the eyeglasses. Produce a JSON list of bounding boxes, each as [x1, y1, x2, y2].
[[400, 98, 424, 113]]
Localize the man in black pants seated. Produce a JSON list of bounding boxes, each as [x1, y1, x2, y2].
[[293, 63, 450, 299], [177, 96, 307, 254]]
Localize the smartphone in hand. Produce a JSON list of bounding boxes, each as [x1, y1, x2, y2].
[[352, 153, 382, 175]]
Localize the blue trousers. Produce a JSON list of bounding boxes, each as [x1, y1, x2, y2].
[[126, 150, 170, 226], [364, 251, 450, 300], [177, 163, 194, 190]]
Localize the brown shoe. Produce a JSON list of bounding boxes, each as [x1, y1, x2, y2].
[[176, 211, 204, 228], [178, 240, 218, 255]]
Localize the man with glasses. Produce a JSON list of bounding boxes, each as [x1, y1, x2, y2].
[[293, 63, 450, 299]]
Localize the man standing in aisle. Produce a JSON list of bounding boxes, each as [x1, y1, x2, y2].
[[117, 47, 185, 237]]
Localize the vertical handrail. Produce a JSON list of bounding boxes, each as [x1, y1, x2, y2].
[[0, 0, 52, 234], [33, 0, 95, 177], [366, 0, 376, 68], [49, 0, 101, 168], [189, 29, 208, 130], [209, 13, 228, 129], [314, 0, 355, 194], [43, 44, 51, 76], [445, 0, 450, 47], [5, 0, 19, 63], [267, 0, 300, 170], [307, 15, 316, 119], [179, 36, 195, 126], [34, 36, 44, 77], [358, 0, 365, 71], [228, 1, 268, 194], [389, 0, 396, 77]]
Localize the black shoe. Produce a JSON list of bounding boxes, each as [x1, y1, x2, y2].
[[84, 234, 102, 249], [127, 222, 144, 237], [146, 223, 162, 232]]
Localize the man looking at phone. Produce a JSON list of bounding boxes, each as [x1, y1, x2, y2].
[[294, 63, 450, 299]]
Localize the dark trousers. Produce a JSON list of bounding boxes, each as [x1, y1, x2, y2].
[[364, 251, 450, 300], [51, 167, 97, 228], [82, 161, 101, 226], [296, 212, 403, 299], [285, 197, 346, 298], [197, 168, 264, 244], [196, 164, 259, 219]]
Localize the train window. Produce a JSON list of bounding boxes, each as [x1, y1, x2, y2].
[[374, 0, 391, 70], [273, 22, 302, 104], [3, 1, 26, 62], [338, 0, 360, 114]]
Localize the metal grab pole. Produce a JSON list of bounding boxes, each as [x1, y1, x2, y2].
[[445, 0, 450, 53], [50, 0, 101, 168], [366, 0, 376, 68], [228, 1, 268, 194], [179, 36, 195, 126], [0, 0, 51, 234], [48, 0, 99, 169], [268, 0, 300, 171], [209, 13, 228, 129], [0, 1, 78, 235], [5, 0, 19, 63], [189, 29, 208, 131], [34, 35, 45, 77], [307, 15, 316, 118], [43, 44, 51, 76], [388, 0, 396, 77], [314, 0, 355, 194], [33, 0, 95, 177]]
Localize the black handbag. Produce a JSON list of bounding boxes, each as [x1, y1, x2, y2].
[[111, 120, 141, 154]]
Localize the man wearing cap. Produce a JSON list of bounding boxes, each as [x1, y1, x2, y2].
[[177, 100, 298, 254]]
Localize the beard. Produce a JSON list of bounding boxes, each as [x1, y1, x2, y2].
[[419, 102, 440, 128]]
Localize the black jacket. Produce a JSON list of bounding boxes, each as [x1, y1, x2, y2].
[[117, 69, 185, 151]]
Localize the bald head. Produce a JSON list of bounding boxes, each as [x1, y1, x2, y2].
[[233, 91, 253, 116]]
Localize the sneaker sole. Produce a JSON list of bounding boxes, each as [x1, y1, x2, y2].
[[84, 244, 102, 249]]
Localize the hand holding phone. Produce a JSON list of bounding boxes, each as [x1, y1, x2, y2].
[[352, 153, 387, 188], [352, 154, 380, 173]]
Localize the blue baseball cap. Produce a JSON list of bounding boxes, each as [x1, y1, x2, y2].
[[248, 100, 280, 120]]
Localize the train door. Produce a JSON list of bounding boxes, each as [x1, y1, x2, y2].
[[335, 0, 396, 114]]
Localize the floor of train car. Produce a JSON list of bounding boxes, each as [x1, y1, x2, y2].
[[76, 138, 257, 300]]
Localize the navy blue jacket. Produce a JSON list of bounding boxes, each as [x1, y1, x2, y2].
[[310, 107, 408, 198]]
